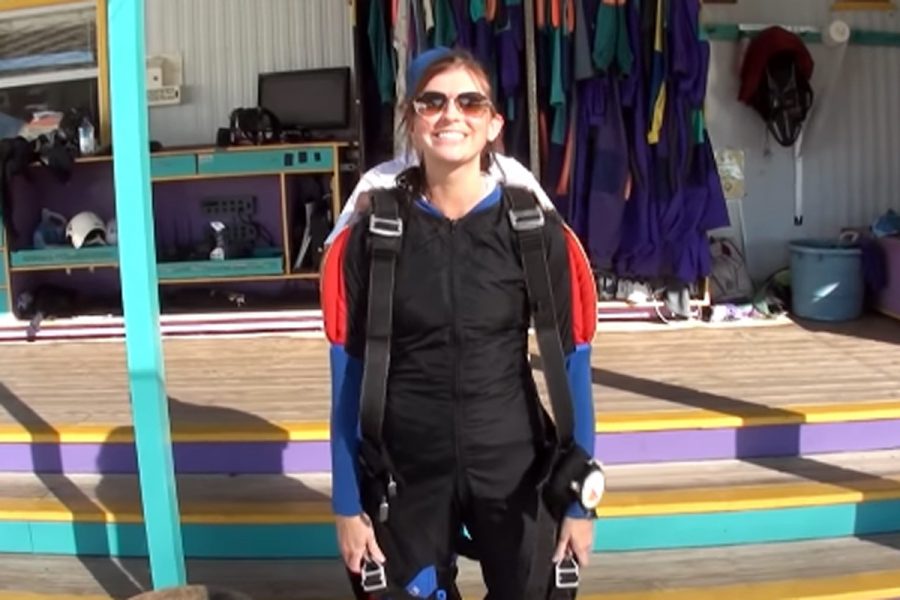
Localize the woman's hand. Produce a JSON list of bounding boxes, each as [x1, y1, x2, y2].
[[336, 513, 386, 573], [553, 516, 594, 567]]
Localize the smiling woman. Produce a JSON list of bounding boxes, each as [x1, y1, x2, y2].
[[398, 47, 506, 219], [322, 46, 600, 600]]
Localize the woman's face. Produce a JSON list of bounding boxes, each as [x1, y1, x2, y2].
[[409, 66, 504, 170]]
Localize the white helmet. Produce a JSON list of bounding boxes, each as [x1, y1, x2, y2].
[[66, 211, 107, 248]]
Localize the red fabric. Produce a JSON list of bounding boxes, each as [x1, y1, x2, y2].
[[738, 26, 814, 105], [563, 225, 598, 345], [320, 227, 351, 345]]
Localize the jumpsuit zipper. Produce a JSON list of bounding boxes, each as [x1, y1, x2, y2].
[[449, 219, 466, 491]]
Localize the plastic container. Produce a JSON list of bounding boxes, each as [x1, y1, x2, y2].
[[78, 117, 96, 156], [789, 238, 864, 321]]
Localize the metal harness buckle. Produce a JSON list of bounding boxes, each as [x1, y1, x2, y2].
[[508, 206, 545, 232], [361, 559, 388, 593], [369, 215, 403, 238], [555, 556, 579, 589]]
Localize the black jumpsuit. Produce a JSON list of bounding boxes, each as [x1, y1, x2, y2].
[[335, 184, 589, 599]]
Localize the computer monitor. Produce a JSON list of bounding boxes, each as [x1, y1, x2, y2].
[[257, 67, 351, 133]]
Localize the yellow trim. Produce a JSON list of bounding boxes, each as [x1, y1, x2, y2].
[[597, 399, 900, 432], [0, 421, 330, 443], [3, 476, 900, 523], [95, 0, 110, 147], [597, 476, 900, 517], [2, 400, 899, 443], [572, 569, 900, 600], [0, 497, 333, 524], [153, 170, 335, 183]]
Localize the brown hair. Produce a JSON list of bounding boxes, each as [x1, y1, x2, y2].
[[400, 49, 499, 177]]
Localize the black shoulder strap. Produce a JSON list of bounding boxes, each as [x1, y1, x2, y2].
[[505, 187, 575, 448], [359, 188, 404, 446], [506, 187, 583, 600]]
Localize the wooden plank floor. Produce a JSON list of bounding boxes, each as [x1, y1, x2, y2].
[[1, 535, 899, 599], [0, 316, 898, 429]]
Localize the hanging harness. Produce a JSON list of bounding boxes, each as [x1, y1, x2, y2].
[[739, 26, 815, 148], [356, 185, 605, 598]]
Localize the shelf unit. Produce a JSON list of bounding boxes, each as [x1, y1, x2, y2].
[[0, 141, 351, 315]]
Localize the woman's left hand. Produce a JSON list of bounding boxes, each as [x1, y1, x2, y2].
[[552, 516, 594, 567]]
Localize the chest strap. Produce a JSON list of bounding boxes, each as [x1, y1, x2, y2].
[[504, 187, 574, 449]]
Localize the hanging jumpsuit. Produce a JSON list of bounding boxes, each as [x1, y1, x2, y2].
[[322, 182, 597, 599]]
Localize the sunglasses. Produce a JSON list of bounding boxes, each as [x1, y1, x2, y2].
[[412, 91, 493, 118]]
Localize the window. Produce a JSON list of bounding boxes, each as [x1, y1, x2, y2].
[[0, 0, 108, 142]]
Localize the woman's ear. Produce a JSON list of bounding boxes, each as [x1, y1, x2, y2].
[[487, 112, 505, 144]]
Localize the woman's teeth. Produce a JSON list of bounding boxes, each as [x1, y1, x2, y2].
[[435, 131, 466, 141]]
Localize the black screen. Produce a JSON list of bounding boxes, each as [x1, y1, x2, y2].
[[258, 67, 351, 131]]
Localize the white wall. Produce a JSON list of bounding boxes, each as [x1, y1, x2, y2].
[[703, 1, 900, 281], [144, 0, 355, 148]]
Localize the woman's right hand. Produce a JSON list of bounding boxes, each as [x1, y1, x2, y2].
[[336, 513, 386, 573]]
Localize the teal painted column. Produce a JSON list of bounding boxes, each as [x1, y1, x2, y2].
[[107, 0, 186, 588]]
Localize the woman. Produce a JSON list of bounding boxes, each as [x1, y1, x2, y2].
[[322, 47, 598, 599]]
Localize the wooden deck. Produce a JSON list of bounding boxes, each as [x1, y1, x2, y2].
[[0, 315, 898, 430]]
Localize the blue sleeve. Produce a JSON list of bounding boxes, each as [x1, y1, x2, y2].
[[330, 344, 364, 516], [565, 342, 596, 519]]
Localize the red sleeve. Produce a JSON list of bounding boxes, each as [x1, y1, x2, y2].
[[563, 224, 597, 345], [320, 227, 352, 345]]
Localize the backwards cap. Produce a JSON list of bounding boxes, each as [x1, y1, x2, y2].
[[405, 46, 455, 101]]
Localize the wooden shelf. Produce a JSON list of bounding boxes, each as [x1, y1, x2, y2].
[[9, 262, 118, 273], [1, 141, 349, 316]]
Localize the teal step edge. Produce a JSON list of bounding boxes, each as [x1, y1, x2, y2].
[[3, 499, 898, 558]]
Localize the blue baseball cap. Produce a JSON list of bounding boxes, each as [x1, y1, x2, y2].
[[405, 46, 455, 101]]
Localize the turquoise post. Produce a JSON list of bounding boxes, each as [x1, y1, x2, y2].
[[107, 0, 186, 587]]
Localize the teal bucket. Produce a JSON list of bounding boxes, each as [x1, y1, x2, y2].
[[789, 239, 864, 322]]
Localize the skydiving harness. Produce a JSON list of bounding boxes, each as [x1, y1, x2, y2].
[[357, 185, 606, 598]]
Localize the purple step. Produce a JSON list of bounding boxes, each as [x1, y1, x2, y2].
[[2, 419, 899, 474]]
